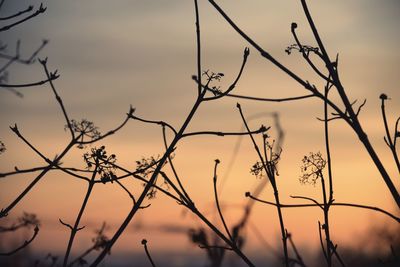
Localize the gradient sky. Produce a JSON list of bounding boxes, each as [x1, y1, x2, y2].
[[1, 0, 399, 265]]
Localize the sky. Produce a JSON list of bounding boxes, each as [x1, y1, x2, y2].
[[1, 0, 400, 266]]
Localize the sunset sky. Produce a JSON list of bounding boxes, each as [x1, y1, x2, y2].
[[1, 0, 399, 266]]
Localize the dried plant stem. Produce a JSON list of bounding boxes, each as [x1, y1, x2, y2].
[[0, 4, 46, 32], [213, 160, 233, 241], [162, 126, 193, 205], [0, 5, 33, 20], [40, 59, 74, 138], [89, 78, 207, 266], [322, 86, 333, 267], [0, 139, 76, 217], [208, 0, 400, 208], [287, 232, 307, 267], [380, 96, 400, 173], [141, 240, 157, 267], [194, 0, 202, 96], [190, 208, 256, 267], [63, 166, 98, 267], [320, 174, 332, 266], [237, 104, 289, 267], [0, 76, 58, 88], [247, 193, 400, 223], [299, 0, 399, 208], [0, 225, 39, 256]]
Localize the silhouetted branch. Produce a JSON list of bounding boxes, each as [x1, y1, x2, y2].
[[0, 3, 46, 32], [0, 75, 59, 88], [212, 159, 233, 242], [289, 22, 330, 82], [224, 92, 314, 102], [182, 126, 269, 138], [246, 193, 400, 223], [237, 103, 289, 267], [0, 225, 39, 256], [380, 94, 400, 173], [114, 179, 137, 204], [287, 231, 308, 267], [0, 5, 33, 20], [68, 223, 110, 267], [161, 126, 193, 205], [0, 39, 48, 64], [129, 113, 178, 136], [204, 47, 250, 101], [318, 221, 328, 262], [80, 106, 134, 145], [141, 239, 157, 267], [0, 137, 76, 218], [208, 0, 400, 207], [63, 153, 100, 267]]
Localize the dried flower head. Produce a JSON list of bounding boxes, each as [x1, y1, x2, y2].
[[300, 152, 326, 185], [250, 161, 264, 179], [285, 44, 319, 55], [202, 70, 224, 96], [68, 119, 101, 149], [83, 146, 117, 183], [136, 155, 167, 199], [250, 136, 281, 179]]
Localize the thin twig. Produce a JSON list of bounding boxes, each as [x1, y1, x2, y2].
[[213, 159, 233, 241], [0, 226, 39, 256], [380, 95, 400, 172], [204, 47, 250, 101], [141, 239, 157, 267], [246, 193, 400, 223], [0, 5, 33, 20], [182, 126, 268, 138], [0, 75, 58, 88], [237, 103, 289, 267], [0, 3, 46, 32], [162, 126, 193, 205], [63, 165, 98, 267], [39, 58, 74, 138]]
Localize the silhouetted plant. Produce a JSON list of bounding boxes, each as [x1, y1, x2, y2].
[[0, 1, 53, 97], [208, 0, 400, 208], [1, 1, 399, 267], [69, 120, 101, 149], [300, 152, 326, 185], [68, 223, 110, 267]]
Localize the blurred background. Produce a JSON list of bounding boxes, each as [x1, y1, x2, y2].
[[0, 0, 399, 266]]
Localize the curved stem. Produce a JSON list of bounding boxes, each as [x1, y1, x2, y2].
[[0, 226, 39, 256], [246, 193, 400, 223], [213, 160, 233, 241]]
